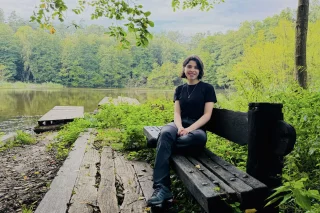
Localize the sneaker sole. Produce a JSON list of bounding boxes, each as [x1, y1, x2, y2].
[[147, 198, 173, 207]]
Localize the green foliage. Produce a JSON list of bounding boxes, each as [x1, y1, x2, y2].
[[94, 129, 123, 150], [21, 204, 34, 213], [216, 84, 320, 212], [206, 133, 247, 171], [49, 100, 173, 158], [172, 0, 224, 12], [0, 82, 63, 89], [47, 117, 93, 159], [95, 100, 173, 150], [170, 173, 204, 212], [29, 0, 226, 47], [266, 177, 320, 211], [227, 62, 320, 212], [98, 45, 132, 87], [0, 23, 20, 81], [0, 131, 35, 152], [147, 62, 182, 88], [229, 202, 241, 213], [126, 149, 155, 163], [31, 0, 154, 48], [15, 130, 36, 145], [3, 5, 320, 89]]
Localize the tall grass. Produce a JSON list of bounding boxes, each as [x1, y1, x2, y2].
[[0, 82, 64, 89]]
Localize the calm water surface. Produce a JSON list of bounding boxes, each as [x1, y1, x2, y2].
[[0, 88, 174, 133]]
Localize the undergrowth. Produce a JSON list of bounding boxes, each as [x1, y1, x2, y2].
[[0, 131, 36, 152]]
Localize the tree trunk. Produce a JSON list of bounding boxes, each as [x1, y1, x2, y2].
[[295, 0, 309, 89]]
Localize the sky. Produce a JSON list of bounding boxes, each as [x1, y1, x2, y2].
[[0, 0, 297, 35]]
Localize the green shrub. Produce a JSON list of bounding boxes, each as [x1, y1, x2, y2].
[[16, 130, 36, 145], [47, 117, 93, 159], [0, 131, 35, 152], [218, 85, 320, 211]]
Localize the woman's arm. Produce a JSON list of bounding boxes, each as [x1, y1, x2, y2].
[[180, 102, 214, 135], [174, 101, 184, 134]]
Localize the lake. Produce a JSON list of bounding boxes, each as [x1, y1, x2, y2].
[[0, 88, 174, 133]]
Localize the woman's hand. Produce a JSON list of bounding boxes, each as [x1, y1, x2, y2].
[[178, 127, 192, 136], [178, 127, 185, 135]]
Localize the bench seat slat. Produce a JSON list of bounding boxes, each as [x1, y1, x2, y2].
[[203, 149, 267, 189], [195, 152, 253, 193], [203, 149, 268, 208], [143, 126, 161, 140], [186, 157, 236, 195], [172, 155, 234, 213], [188, 155, 250, 195]]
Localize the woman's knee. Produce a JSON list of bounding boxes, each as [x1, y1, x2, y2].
[[158, 123, 177, 144], [160, 123, 177, 135], [192, 130, 207, 144], [188, 130, 207, 145], [176, 131, 207, 148]]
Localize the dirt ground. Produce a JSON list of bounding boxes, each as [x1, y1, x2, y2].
[[0, 132, 62, 213]]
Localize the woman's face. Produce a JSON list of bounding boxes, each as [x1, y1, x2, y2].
[[184, 60, 199, 80]]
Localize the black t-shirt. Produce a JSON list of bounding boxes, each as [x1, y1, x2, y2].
[[173, 81, 217, 120]]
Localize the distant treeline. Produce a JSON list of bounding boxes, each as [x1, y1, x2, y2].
[[0, 3, 320, 89]]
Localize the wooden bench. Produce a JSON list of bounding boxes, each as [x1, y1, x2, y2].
[[143, 103, 296, 213]]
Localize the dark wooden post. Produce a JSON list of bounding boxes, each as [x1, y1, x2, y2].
[[295, 0, 309, 89], [246, 103, 284, 212]]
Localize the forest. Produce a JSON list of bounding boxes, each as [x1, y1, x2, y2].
[[1, 2, 319, 89]]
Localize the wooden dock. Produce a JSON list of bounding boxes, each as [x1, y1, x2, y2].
[[35, 129, 154, 213], [37, 106, 84, 126]]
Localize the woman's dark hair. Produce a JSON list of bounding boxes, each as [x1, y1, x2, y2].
[[180, 55, 204, 79]]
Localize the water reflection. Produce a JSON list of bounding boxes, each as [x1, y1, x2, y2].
[[0, 88, 174, 132]]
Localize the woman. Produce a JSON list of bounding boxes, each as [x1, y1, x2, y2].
[[147, 55, 217, 206]]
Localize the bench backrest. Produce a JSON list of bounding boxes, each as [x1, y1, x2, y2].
[[205, 108, 248, 146], [204, 103, 296, 189]]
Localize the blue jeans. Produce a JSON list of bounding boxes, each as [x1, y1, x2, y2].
[[153, 120, 207, 189]]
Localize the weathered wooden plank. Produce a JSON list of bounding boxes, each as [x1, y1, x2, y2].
[[35, 131, 91, 213], [205, 109, 248, 146], [130, 161, 154, 201], [195, 153, 253, 194], [69, 134, 100, 213], [34, 124, 64, 133], [114, 152, 145, 213], [187, 157, 236, 196], [203, 149, 266, 189], [38, 106, 84, 122], [143, 126, 161, 141], [203, 149, 268, 208], [172, 155, 232, 213], [191, 154, 253, 207], [97, 147, 119, 213]]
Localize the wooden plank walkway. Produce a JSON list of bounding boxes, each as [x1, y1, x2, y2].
[[69, 136, 100, 213], [35, 129, 93, 213], [38, 106, 84, 126], [35, 129, 154, 213], [98, 147, 118, 212]]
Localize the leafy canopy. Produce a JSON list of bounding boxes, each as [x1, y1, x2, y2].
[[31, 0, 224, 48]]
